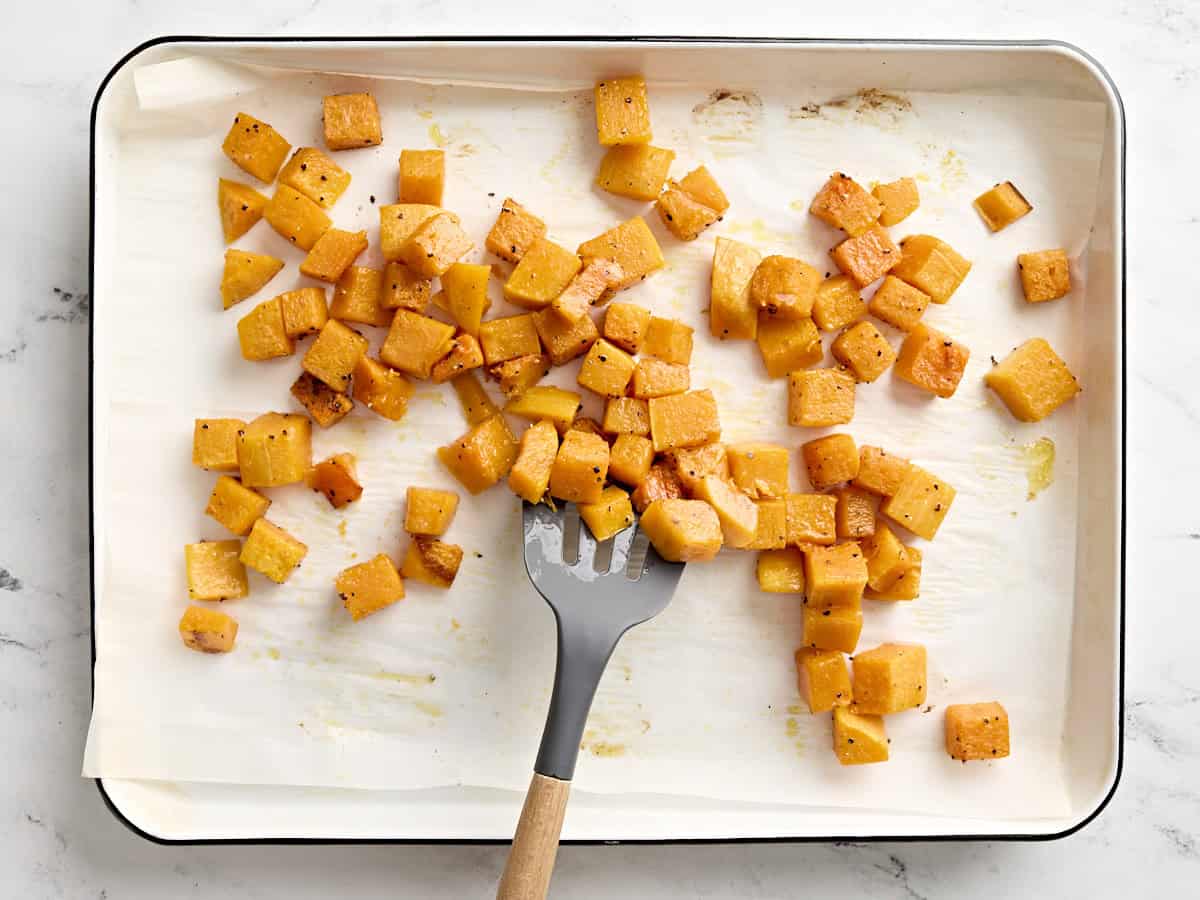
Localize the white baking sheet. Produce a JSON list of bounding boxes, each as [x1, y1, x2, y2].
[[85, 52, 1107, 822]]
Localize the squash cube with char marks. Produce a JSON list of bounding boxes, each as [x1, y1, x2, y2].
[[290, 372, 353, 428], [1018, 249, 1071, 303], [795, 648, 853, 713], [833, 707, 888, 765], [337, 554, 404, 622], [399, 212, 472, 278], [833, 320, 896, 382], [854, 446, 910, 496], [812, 275, 866, 332], [240, 519, 307, 583], [751, 255, 820, 319], [892, 235, 971, 304], [579, 486, 636, 541], [278, 147, 351, 208], [802, 433, 859, 490], [693, 475, 758, 548], [485, 198, 547, 264], [756, 548, 805, 593], [788, 368, 855, 427], [578, 339, 637, 397], [218, 178, 268, 243], [656, 185, 719, 241], [785, 493, 837, 547], [809, 173, 883, 237], [630, 358, 689, 399], [490, 354, 550, 398], [330, 266, 388, 326], [667, 442, 728, 494], [643, 316, 693, 365], [404, 487, 459, 536], [431, 333, 485, 384], [640, 499, 722, 562], [402, 538, 463, 588], [834, 487, 877, 540], [479, 314, 541, 366], [279, 288, 328, 339], [222, 112, 291, 184], [727, 443, 789, 500], [236, 413, 311, 488], [882, 465, 956, 540], [301, 229, 368, 284], [711, 237, 761, 340], [185, 540, 249, 601], [596, 144, 675, 202], [577, 217, 664, 291], [602, 397, 650, 436], [594, 75, 652, 145], [868, 276, 930, 332], [945, 702, 1011, 761], [381, 310, 456, 380], [803, 606, 863, 655], [873, 177, 920, 227], [548, 430, 610, 504], [509, 420, 559, 503], [984, 337, 1080, 422], [648, 390, 720, 453], [895, 323, 970, 398], [630, 462, 685, 513], [323, 93, 382, 150], [504, 238, 582, 309], [551, 259, 623, 324], [193, 419, 244, 471], [757, 314, 823, 378], [353, 356, 414, 421], [602, 302, 651, 355], [264, 186, 331, 251], [452, 371, 499, 425], [852, 643, 927, 715], [504, 385, 582, 434], [831, 225, 900, 288], [748, 499, 788, 550], [399, 149, 445, 205], [179, 605, 239, 653], [804, 542, 868, 608], [974, 181, 1032, 232], [382, 261, 433, 313], [533, 307, 599, 366], [438, 415, 518, 495], [608, 433, 655, 487], [308, 453, 363, 509], [237, 297, 294, 361], [303, 320, 368, 392], [222, 249, 284, 310], [379, 204, 441, 261]]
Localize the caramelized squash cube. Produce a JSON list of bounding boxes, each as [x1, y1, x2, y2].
[[984, 337, 1081, 421], [892, 235, 971, 304], [509, 419, 559, 503], [945, 702, 1011, 761], [757, 547, 805, 592], [479, 314, 541, 366], [303, 319, 368, 391], [757, 314, 823, 378], [301, 229, 368, 284], [222, 112, 291, 183], [785, 493, 837, 546], [577, 217, 664, 291], [882, 465, 956, 540], [579, 486, 635, 541], [678, 165, 730, 213], [648, 390, 721, 452], [490, 353, 550, 398], [895, 323, 970, 398], [872, 177, 919, 227], [323, 93, 382, 150], [240, 518, 307, 584], [852, 643, 927, 714], [630, 358, 689, 399], [596, 144, 675, 201], [379, 204, 442, 261], [643, 316, 694, 365], [179, 605, 239, 653], [795, 648, 852, 713], [307, 453, 363, 508], [353, 355, 414, 421], [504, 238, 582, 309], [630, 462, 685, 512], [809, 172, 883, 237], [217, 178, 268, 243], [831, 225, 900, 288], [381, 310, 456, 379], [279, 287, 329, 338], [751, 255, 820, 319], [667, 442, 729, 494], [185, 540, 249, 601], [832, 320, 896, 382], [290, 372, 353, 428], [711, 237, 761, 340], [602, 302, 652, 354], [548, 430, 610, 504], [278, 147, 350, 208], [832, 707, 888, 764], [656, 186, 719, 241], [399, 212, 472, 278], [812, 275, 866, 332], [578, 339, 637, 397], [640, 498, 722, 562], [221, 249, 284, 310], [401, 537, 463, 588], [974, 181, 1032, 232], [608, 433, 655, 487], [451, 371, 499, 425], [805, 542, 868, 609], [801, 433, 859, 490], [551, 259, 623, 324], [868, 275, 930, 331], [430, 333, 485, 384], [264, 186, 331, 251], [693, 475, 758, 548], [594, 75, 652, 145], [602, 397, 650, 436], [788, 368, 855, 427], [398, 149, 445, 205], [727, 443, 789, 500], [337, 554, 404, 621], [854, 446, 910, 496], [748, 499, 789, 550], [382, 261, 433, 313], [803, 606, 863, 655], [193, 419, 244, 471], [1018, 249, 1071, 303], [504, 385, 582, 434], [437, 414, 518, 494], [834, 487, 877, 539], [485, 198, 547, 263], [865, 546, 921, 601], [533, 306, 599, 365], [236, 413, 311, 487], [237, 297, 294, 361]]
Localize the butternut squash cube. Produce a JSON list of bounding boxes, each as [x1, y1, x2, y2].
[[596, 144, 675, 201], [303, 320, 368, 391], [468, 318, 535, 371], [326, 266, 385, 326], [308, 453, 363, 508], [594, 75, 652, 145], [805, 542, 868, 608], [279, 287, 328, 338], [711, 237, 761, 340], [812, 275, 866, 332], [185, 540, 249, 601], [834, 487, 877, 540], [630, 462, 684, 512], [809, 172, 882, 237], [437, 415, 518, 494], [648, 390, 721, 452], [505, 385, 582, 434], [631, 358, 690, 399], [578, 339, 637, 397], [398, 487, 459, 536], [264, 186, 331, 251], [882, 465, 956, 540], [579, 485, 635, 541], [218, 178, 268, 243], [548, 430, 609, 504], [831, 225, 900, 288], [751, 255, 820, 319], [237, 297, 294, 361], [240, 518, 307, 583], [974, 181, 1032, 232], [643, 317, 693, 365], [193, 419, 244, 472], [1018, 249, 1071, 303], [485, 198, 547, 263], [608, 433, 655, 487], [864, 542, 921, 601], [892, 235, 971, 304], [693, 475, 757, 548], [577, 217, 664, 291], [323, 93, 382, 150], [509, 419, 559, 503], [945, 702, 1011, 761], [290, 372, 353, 428], [727, 443, 789, 500], [301, 229, 368, 284], [337, 554, 404, 622], [570, 416, 608, 440], [833, 707, 888, 765], [872, 177, 919, 227], [860, 520, 909, 591], [802, 433, 859, 490], [602, 302, 652, 354], [756, 547, 805, 592], [868, 275, 930, 332], [854, 446, 911, 497], [353, 355, 414, 421], [551, 259, 623, 324], [222, 112, 291, 183], [748, 499, 788, 550], [804, 606, 863, 654], [795, 648, 852, 713], [490, 354, 550, 398], [895, 323, 970, 398], [667, 442, 729, 494], [678, 165, 730, 214], [852, 643, 926, 714], [179, 605, 239, 653], [533, 306, 599, 365], [788, 368, 855, 427], [430, 333, 485, 384], [379, 204, 441, 261], [401, 537, 463, 588], [221, 249, 284, 310], [435, 266, 489, 340], [602, 397, 650, 436], [382, 261, 433, 313], [451, 371, 499, 425], [984, 337, 1081, 422], [504, 238, 582, 309], [785, 493, 837, 546], [757, 314, 823, 378], [236, 413, 311, 487], [398, 149, 445, 205], [381, 310, 456, 379], [640, 498, 722, 562], [278, 147, 350, 208], [656, 185, 719, 241], [832, 321, 896, 383], [399, 212, 472, 278]]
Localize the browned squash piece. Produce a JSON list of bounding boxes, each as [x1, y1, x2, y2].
[[437, 415, 518, 495], [801, 433, 859, 490], [579, 486, 635, 541], [485, 198, 547, 263], [240, 518, 308, 584], [382, 261, 433, 313], [353, 356, 415, 421], [303, 320, 368, 392], [577, 217, 664, 291], [179, 605, 239, 653], [490, 354, 550, 398], [307, 453, 363, 509], [834, 487, 877, 540], [533, 305, 600, 366], [602, 302, 652, 355], [290, 372, 353, 428], [509, 420, 559, 503], [236, 413, 311, 488], [881, 465, 956, 540], [398, 149, 445, 205], [401, 537, 463, 588], [726, 442, 789, 499], [217, 178, 268, 243], [551, 259, 623, 324], [853, 446, 910, 496], [639, 499, 722, 562], [630, 462, 684, 513], [805, 542, 868, 609], [594, 75, 652, 145], [323, 93, 382, 150], [891, 235, 971, 304], [894, 323, 970, 398], [222, 112, 291, 183], [750, 255, 820, 319], [830, 225, 900, 288], [337, 554, 404, 622], [803, 606, 863, 655], [668, 442, 729, 494], [832, 321, 896, 382], [381, 310, 457, 379], [809, 172, 882, 237], [548, 430, 610, 504], [430, 333, 485, 384], [973, 181, 1032, 232], [237, 297, 293, 361], [278, 147, 351, 208], [399, 212, 472, 278], [656, 186, 719, 241]]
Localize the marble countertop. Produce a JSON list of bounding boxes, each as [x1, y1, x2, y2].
[[1, 0, 1190, 896]]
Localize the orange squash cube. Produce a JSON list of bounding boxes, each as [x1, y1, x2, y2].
[[485, 198, 548, 263], [945, 702, 1011, 761], [533, 306, 599, 366], [630, 462, 685, 513], [221, 249, 284, 309], [401, 537, 463, 588], [509, 419, 559, 503], [974, 181, 1032, 232], [577, 216, 664, 291], [602, 302, 652, 354], [648, 390, 720, 453], [237, 297, 294, 361], [872, 177, 920, 227], [399, 212, 472, 278], [279, 288, 329, 339], [402, 486, 459, 536], [882, 465, 956, 540], [860, 520, 910, 591], [550, 259, 623, 324], [222, 112, 291, 184], [379, 203, 441, 261], [693, 475, 758, 548], [1018, 249, 1071, 303], [727, 443, 789, 500], [756, 547, 805, 592], [301, 229, 368, 284], [608, 433, 654, 486], [548, 430, 610, 504], [832, 320, 896, 382], [643, 317, 694, 365], [278, 146, 350, 208], [984, 337, 1081, 421], [337, 554, 404, 622], [854, 446, 911, 496], [432, 263, 488, 337], [303, 319, 368, 392], [490, 353, 550, 398], [236, 413, 311, 488], [437, 414, 519, 494], [504, 238, 582, 309], [323, 93, 382, 150], [578, 339, 637, 397], [504, 385, 583, 434], [240, 518, 307, 584], [353, 356, 414, 421], [895, 323, 970, 398], [185, 540, 248, 601], [596, 144, 675, 201], [892, 235, 971, 303], [831, 225, 900, 288], [795, 648, 852, 713], [602, 397, 650, 436], [809, 172, 882, 237], [751, 255, 820, 319], [639, 499, 722, 562], [193, 419, 245, 472], [398, 149, 445, 205], [217, 178, 268, 243], [594, 75, 652, 145], [290, 372, 353, 428], [864, 545, 922, 601], [803, 606, 863, 654], [801, 433, 859, 490], [179, 605, 239, 653], [264, 186, 331, 251], [381, 261, 432, 313], [788, 368, 855, 427], [430, 333, 485, 384], [478, 314, 540, 367], [868, 275, 930, 331], [630, 358, 689, 400], [711, 237, 761, 340], [656, 185, 719, 241], [834, 487, 877, 540], [327, 266, 386, 326], [667, 442, 728, 494], [756, 314, 823, 378], [852, 643, 926, 714], [748, 499, 788, 550], [307, 453, 363, 508], [832, 707, 888, 764], [381, 310, 456, 379], [677, 165, 729, 214], [785, 493, 837, 547], [812, 274, 866, 332], [804, 542, 868, 608], [451, 371, 500, 425], [579, 485, 636, 541]]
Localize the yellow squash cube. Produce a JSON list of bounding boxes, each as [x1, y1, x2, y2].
[[648, 390, 720, 453], [308, 453, 363, 508], [853, 446, 910, 496], [217, 178, 268, 243], [401, 537, 463, 588], [795, 648, 852, 713], [630, 463, 685, 512], [504, 238, 582, 309], [221, 249, 284, 310], [326, 266, 386, 326], [860, 520, 910, 591], [602, 397, 650, 436], [812, 274, 866, 332], [945, 702, 1011, 761], [630, 358, 689, 400], [509, 419, 559, 503], [437, 415, 518, 494], [748, 499, 788, 550], [398, 149, 445, 205], [303, 320, 368, 392], [323, 93, 382, 150], [1018, 249, 1071, 303], [193, 419, 245, 471], [727, 443, 789, 500], [751, 255, 820, 319], [451, 371, 500, 425], [831, 225, 900, 288], [430, 333, 485, 384], [864, 546, 921, 601], [569, 415, 607, 439], [608, 433, 654, 487], [236, 413, 311, 488], [578, 339, 637, 397], [430, 263, 487, 338], [809, 172, 882, 237], [490, 353, 550, 398], [974, 181, 1032, 232], [278, 147, 350, 208], [872, 177, 919, 227], [803, 606, 863, 655], [579, 486, 636, 541], [868, 275, 930, 332], [402, 487, 459, 536], [656, 186, 719, 241], [279, 287, 328, 339], [852, 643, 927, 714], [485, 198, 547, 263], [353, 355, 414, 421], [222, 112, 291, 184], [399, 212, 472, 278], [237, 297, 294, 361], [594, 75, 652, 145], [533, 307, 599, 366], [577, 217, 664, 291], [667, 442, 728, 494], [882, 465, 956, 540], [788, 368, 855, 427], [382, 261, 433, 313], [832, 320, 896, 382], [479, 314, 541, 366], [757, 314, 823, 378], [711, 237, 761, 340], [804, 542, 868, 608], [264, 186, 331, 251], [290, 372, 353, 428], [693, 475, 758, 548], [185, 540, 248, 601], [643, 317, 694, 365], [801, 433, 859, 490], [895, 323, 970, 398], [892, 235, 971, 304], [337, 554, 404, 621], [300, 229, 368, 284], [756, 548, 805, 592], [240, 519, 307, 583], [833, 707, 888, 765], [548, 430, 610, 504], [380, 310, 456, 379], [602, 302, 652, 354], [505, 385, 583, 434], [551, 259, 623, 324], [596, 144, 675, 201], [678, 165, 730, 214], [179, 605, 239, 653], [834, 487, 877, 540], [785, 493, 837, 546], [640, 498, 722, 562], [985, 337, 1081, 422], [379, 204, 441, 261]]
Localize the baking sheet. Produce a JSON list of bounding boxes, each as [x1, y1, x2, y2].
[[84, 52, 1107, 821]]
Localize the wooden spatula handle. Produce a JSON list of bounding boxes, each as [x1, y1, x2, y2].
[[496, 773, 571, 900]]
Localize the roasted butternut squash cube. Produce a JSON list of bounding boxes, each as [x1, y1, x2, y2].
[[608, 433, 655, 487], [218, 178, 268, 243], [974, 181, 1032, 232], [437, 414, 518, 494], [833, 707, 888, 765], [630, 358, 690, 399], [596, 144, 675, 201], [756, 547, 805, 592], [656, 186, 719, 241], [860, 520, 909, 591], [533, 306, 599, 365], [240, 518, 307, 583], [179, 605, 239, 653], [185, 540, 249, 601], [337, 554, 404, 621], [221, 249, 284, 309], [402, 537, 463, 588], [648, 390, 721, 452], [479, 314, 540, 366], [895, 323, 970, 398], [985, 337, 1081, 422], [805, 542, 868, 608], [279, 288, 328, 338], [594, 75, 652, 145], [399, 487, 459, 536], [352, 356, 414, 421], [548, 430, 609, 504], [602, 397, 650, 436], [1018, 249, 1070, 303], [278, 147, 350, 208], [854, 446, 910, 496], [602, 302, 652, 354], [804, 606, 863, 654], [503, 238, 582, 309], [834, 487, 877, 540], [193, 418, 244, 471], [812, 275, 866, 332], [868, 275, 929, 332], [430, 333, 485, 384], [744, 497, 788, 549], [809, 172, 882, 237], [485, 198, 547, 263], [727, 443, 789, 500], [323, 93, 382, 150], [678, 165, 729, 213], [398, 149, 445, 205], [756, 314, 823, 378], [882, 465, 956, 540], [711, 237, 761, 340], [892, 235, 971, 303], [380, 310, 456, 380], [643, 317, 693, 365], [551, 259, 623, 324], [399, 212, 472, 278], [630, 462, 685, 512], [872, 177, 919, 227], [832, 321, 896, 382], [795, 648, 852, 713], [237, 297, 294, 361], [509, 419, 559, 503], [693, 475, 757, 548], [831, 225, 900, 288], [379, 204, 441, 261], [945, 702, 1011, 761], [290, 372, 353, 428], [301, 229, 368, 284], [751, 256, 820, 319], [579, 486, 635, 541], [382, 261, 433, 313], [303, 320, 368, 391], [222, 112, 291, 183], [578, 339, 637, 397], [490, 354, 550, 398], [788, 368, 855, 427], [802, 433, 859, 490], [785, 493, 837, 546], [236, 413, 311, 487], [307, 453, 363, 508], [852, 643, 926, 714], [667, 442, 729, 494], [640, 498, 722, 562], [865, 546, 921, 601], [570, 416, 608, 440], [451, 371, 499, 425], [577, 217, 664, 291], [505, 385, 582, 434], [327, 266, 385, 326], [264, 186, 331, 251]]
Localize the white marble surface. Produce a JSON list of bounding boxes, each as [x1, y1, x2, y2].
[[0, 0, 1190, 896]]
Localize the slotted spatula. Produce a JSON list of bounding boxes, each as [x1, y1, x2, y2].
[[496, 501, 686, 900]]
